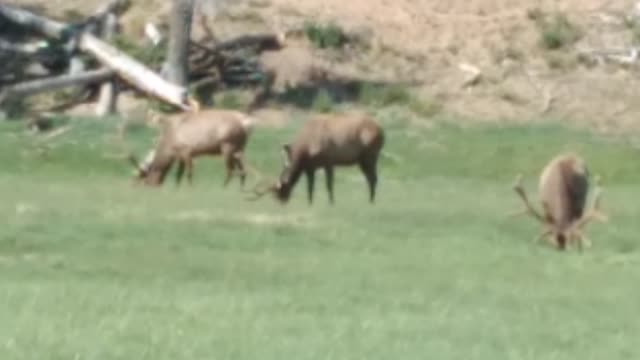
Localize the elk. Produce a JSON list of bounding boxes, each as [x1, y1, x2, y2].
[[128, 102, 255, 187], [511, 152, 608, 251], [247, 113, 385, 204]]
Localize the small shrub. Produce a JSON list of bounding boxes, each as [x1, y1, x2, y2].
[[534, 12, 582, 50], [303, 21, 349, 49], [311, 89, 335, 113]]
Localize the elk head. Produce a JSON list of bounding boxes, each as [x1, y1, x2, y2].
[[511, 153, 608, 251], [127, 149, 173, 186]]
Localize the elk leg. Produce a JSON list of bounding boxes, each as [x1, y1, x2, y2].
[[222, 152, 235, 187], [359, 159, 378, 203], [233, 153, 247, 188], [305, 168, 315, 204], [175, 160, 186, 186], [324, 166, 334, 205], [185, 157, 194, 185]]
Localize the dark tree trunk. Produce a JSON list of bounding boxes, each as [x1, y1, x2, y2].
[[165, 0, 195, 86]]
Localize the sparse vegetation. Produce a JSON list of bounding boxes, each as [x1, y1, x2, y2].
[[303, 21, 350, 49], [356, 84, 441, 117]]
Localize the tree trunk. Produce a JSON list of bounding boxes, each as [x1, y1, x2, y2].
[[95, 12, 119, 116], [165, 0, 195, 86]]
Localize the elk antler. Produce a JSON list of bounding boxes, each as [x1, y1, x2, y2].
[[127, 153, 143, 172], [244, 179, 277, 201], [512, 174, 545, 223], [575, 175, 608, 229]]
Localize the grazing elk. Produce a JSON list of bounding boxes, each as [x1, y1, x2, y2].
[[511, 152, 608, 251], [248, 113, 385, 204], [128, 103, 255, 187]]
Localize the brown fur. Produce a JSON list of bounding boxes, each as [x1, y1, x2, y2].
[[128, 107, 254, 187], [512, 153, 608, 251], [249, 113, 385, 204]]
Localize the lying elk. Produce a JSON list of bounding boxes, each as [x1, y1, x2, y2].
[[248, 113, 385, 204], [511, 152, 608, 251], [128, 103, 254, 187]]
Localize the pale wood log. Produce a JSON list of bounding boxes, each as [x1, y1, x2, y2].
[[0, 3, 193, 111], [0, 69, 114, 99]]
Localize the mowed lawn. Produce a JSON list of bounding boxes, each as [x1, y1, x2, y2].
[[0, 113, 639, 360]]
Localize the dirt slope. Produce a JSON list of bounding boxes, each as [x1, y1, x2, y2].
[[14, 0, 640, 131]]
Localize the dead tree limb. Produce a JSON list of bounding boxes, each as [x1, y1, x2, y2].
[[0, 39, 49, 54], [0, 3, 194, 110], [0, 68, 115, 99]]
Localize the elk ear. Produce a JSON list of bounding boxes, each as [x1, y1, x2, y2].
[[281, 144, 292, 167]]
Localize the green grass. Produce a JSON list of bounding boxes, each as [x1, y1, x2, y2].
[[1, 114, 640, 359]]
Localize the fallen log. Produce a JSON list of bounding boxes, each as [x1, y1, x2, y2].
[[1, 68, 114, 99], [0, 3, 193, 111], [0, 39, 49, 54]]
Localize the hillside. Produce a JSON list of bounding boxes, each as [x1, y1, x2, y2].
[[13, 0, 640, 132]]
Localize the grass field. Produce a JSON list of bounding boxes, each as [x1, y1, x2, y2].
[[1, 112, 639, 360]]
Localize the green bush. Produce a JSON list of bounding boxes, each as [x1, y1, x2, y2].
[[303, 21, 349, 49], [311, 89, 335, 112], [534, 12, 582, 50]]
